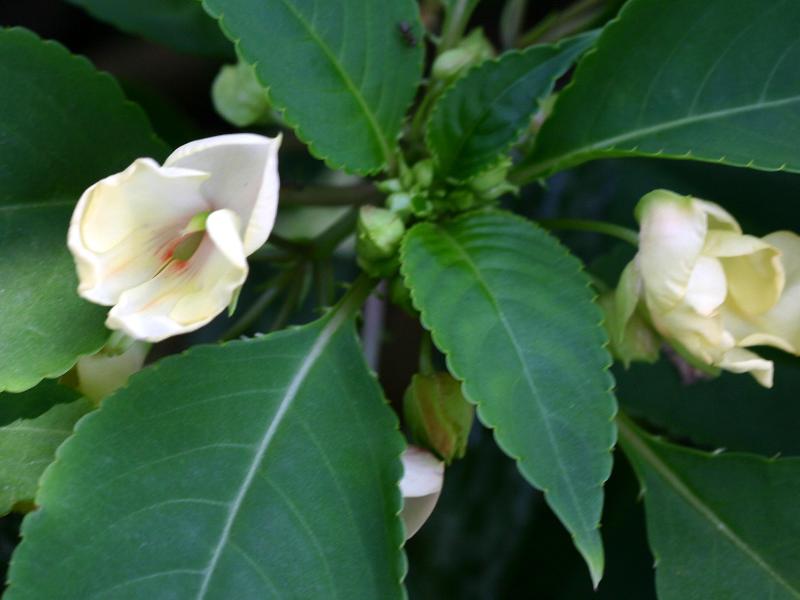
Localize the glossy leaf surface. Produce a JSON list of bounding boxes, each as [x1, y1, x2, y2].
[[401, 210, 616, 585], [7, 309, 406, 599], [516, 0, 800, 181], [620, 417, 800, 599], [201, 0, 424, 174]]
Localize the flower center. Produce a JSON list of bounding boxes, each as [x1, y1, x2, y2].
[[161, 210, 211, 265]]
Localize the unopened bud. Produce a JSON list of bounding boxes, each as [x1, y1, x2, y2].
[[211, 62, 272, 127], [432, 29, 494, 81], [469, 158, 518, 201], [597, 291, 659, 368], [411, 159, 435, 189], [356, 206, 406, 276], [403, 372, 474, 464], [76, 340, 149, 404]]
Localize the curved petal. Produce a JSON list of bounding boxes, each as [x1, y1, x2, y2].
[[704, 231, 783, 315], [67, 158, 210, 305], [106, 209, 248, 342], [695, 199, 741, 233], [683, 256, 727, 316], [650, 302, 732, 365], [165, 133, 281, 255], [718, 348, 774, 388], [723, 231, 800, 354], [400, 446, 444, 540], [636, 190, 709, 310]]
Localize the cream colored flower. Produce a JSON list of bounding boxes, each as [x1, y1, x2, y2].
[[68, 134, 281, 342], [614, 189, 800, 387], [76, 340, 149, 404], [400, 446, 444, 539]]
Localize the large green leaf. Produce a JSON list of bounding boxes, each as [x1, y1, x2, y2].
[[7, 301, 406, 598], [0, 382, 91, 515], [427, 32, 597, 181], [619, 415, 800, 599], [66, 0, 231, 57], [514, 0, 800, 181], [0, 28, 167, 393], [401, 210, 616, 585], [201, 0, 424, 174]]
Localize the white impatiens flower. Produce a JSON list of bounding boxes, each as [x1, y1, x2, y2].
[[613, 189, 800, 387], [68, 134, 281, 342], [400, 446, 444, 540]]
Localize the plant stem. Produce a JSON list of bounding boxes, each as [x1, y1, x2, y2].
[[361, 281, 387, 370], [280, 184, 381, 207], [517, 0, 607, 47], [332, 273, 378, 324], [440, 0, 478, 51], [312, 207, 359, 259], [538, 218, 639, 246], [269, 264, 309, 332], [419, 331, 435, 375]]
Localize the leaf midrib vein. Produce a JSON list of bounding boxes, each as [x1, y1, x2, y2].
[[622, 424, 800, 597], [275, 0, 391, 166], [194, 311, 348, 599], [434, 224, 592, 535]]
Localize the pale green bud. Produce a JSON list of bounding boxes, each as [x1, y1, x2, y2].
[[403, 372, 474, 464], [411, 159, 435, 189], [211, 62, 272, 127], [387, 192, 413, 217], [376, 178, 403, 194], [432, 29, 494, 81], [356, 206, 406, 276]]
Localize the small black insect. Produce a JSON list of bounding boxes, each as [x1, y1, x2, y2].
[[397, 21, 417, 47]]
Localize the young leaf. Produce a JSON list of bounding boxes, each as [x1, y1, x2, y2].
[[0, 382, 91, 515], [515, 0, 800, 181], [619, 415, 800, 599], [427, 31, 597, 181], [201, 0, 424, 174], [0, 28, 167, 393], [6, 306, 406, 599], [401, 210, 617, 585], [66, 0, 232, 57]]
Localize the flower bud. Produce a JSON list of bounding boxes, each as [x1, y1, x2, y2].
[[376, 178, 403, 194], [468, 157, 517, 201], [432, 29, 494, 81], [403, 372, 474, 464], [211, 62, 272, 127], [76, 340, 149, 404], [411, 159, 435, 189], [356, 206, 406, 277]]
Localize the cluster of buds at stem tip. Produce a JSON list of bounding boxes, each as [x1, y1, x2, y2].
[[356, 206, 406, 277], [432, 28, 494, 82], [378, 157, 518, 220], [604, 189, 800, 387], [68, 134, 281, 342]]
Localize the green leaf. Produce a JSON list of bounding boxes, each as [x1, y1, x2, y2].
[[0, 28, 167, 393], [619, 415, 800, 599], [201, 0, 424, 174], [66, 0, 231, 57], [616, 356, 800, 457], [427, 32, 597, 181], [0, 383, 91, 516], [7, 304, 406, 598], [400, 210, 616, 585], [514, 0, 800, 181]]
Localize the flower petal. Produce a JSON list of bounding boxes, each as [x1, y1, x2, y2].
[[165, 133, 281, 255], [400, 446, 444, 539], [636, 190, 709, 310], [704, 231, 783, 315], [67, 158, 210, 305], [683, 255, 727, 316], [718, 348, 774, 388], [106, 209, 248, 342], [723, 231, 800, 354], [76, 341, 149, 403], [650, 302, 732, 365]]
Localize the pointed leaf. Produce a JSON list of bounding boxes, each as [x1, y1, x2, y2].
[[515, 0, 800, 181], [7, 308, 405, 599], [619, 416, 800, 599], [201, 0, 424, 174], [400, 210, 616, 584], [427, 32, 597, 181], [0, 28, 167, 393]]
